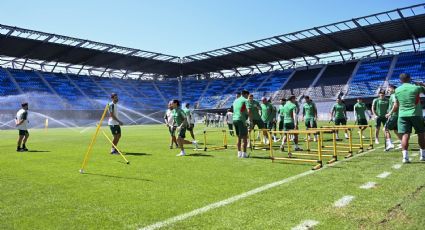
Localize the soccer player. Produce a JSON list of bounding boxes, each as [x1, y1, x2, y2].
[[280, 95, 302, 152], [331, 97, 348, 140], [260, 97, 274, 144], [353, 98, 371, 138], [15, 102, 30, 152], [372, 90, 389, 144], [108, 93, 123, 154], [247, 94, 265, 145], [277, 98, 287, 140], [164, 101, 178, 149], [183, 103, 196, 140], [269, 98, 278, 142], [302, 96, 318, 141], [233, 90, 251, 158], [384, 85, 402, 151], [225, 109, 234, 136], [172, 99, 198, 156], [390, 73, 425, 163]]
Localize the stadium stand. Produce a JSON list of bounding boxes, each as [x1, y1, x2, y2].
[[389, 50, 425, 86], [346, 57, 393, 98]]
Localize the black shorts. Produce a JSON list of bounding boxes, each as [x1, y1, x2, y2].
[[335, 118, 347, 126], [177, 127, 186, 139], [357, 118, 368, 126], [19, 130, 29, 136], [109, 125, 121, 135]]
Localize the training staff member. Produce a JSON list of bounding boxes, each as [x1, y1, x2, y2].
[[108, 93, 123, 154], [16, 102, 30, 152]]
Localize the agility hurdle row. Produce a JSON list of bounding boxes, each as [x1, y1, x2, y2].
[[203, 129, 228, 151], [321, 125, 374, 156], [269, 130, 327, 170], [249, 128, 273, 151]]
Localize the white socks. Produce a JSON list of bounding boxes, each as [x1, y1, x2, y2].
[[402, 150, 409, 159], [420, 149, 425, 160], [238, 151, 247, 158]]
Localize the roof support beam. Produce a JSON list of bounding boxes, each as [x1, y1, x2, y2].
[[313, 27, 353, 56], [351, 19, 385, 52], [275, 36, 320, 62]]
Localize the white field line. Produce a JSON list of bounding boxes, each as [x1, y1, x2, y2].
[[377, 172, 391, 179], [359, 182, 377, 189], [136, 147, 380, 229], [334, 195, 355, 208], [291, 220, 319, 230], [392, 164, 402, 170]]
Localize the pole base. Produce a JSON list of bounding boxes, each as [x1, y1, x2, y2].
[[79, 169, 84, 174]]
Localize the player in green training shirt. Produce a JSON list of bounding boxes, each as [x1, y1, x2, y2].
[[247, 94, 265, 145], [390, 73, 425, 163], [331, 98, 349, 140], [280, 95, 302, 152], [277, 98, 287, 140], [353, 98, 371, 138], [233, 90, 251, 158], [183, 103, 196, 141], [383, 85, 402, 151], [172, 99, 198, 156], [302, 96, 317, 141], [372, 91, 390, 144], [260, 97, 274, 144]]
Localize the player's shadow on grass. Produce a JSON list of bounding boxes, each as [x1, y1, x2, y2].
[[249, 156, 271, 160], [187, 153, 213, 157], [84, 172, 152, 182], [27, 150, 51, 153], [123, 152, 151, 156]]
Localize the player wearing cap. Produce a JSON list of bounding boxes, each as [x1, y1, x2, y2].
[[164, 101, 178, 149], [15, 102, 30, 152], [391, 73, 425, 163], [108, 93, 123, 154], [384, 85, 402, 151], [183, 103, 196, 141], [372, 90, 389, 144]]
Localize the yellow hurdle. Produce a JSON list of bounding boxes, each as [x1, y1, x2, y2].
[[79, 104, 109, 173], [203, 129, 228, 151], [249, 128, 273, 151], [322, 125, 374, 151], [269, 130, 326, 170]]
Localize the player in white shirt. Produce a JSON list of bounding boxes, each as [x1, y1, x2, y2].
[[225, 109, 234, 136], [164, 101, 178, 149], [15, 102, 30, 152], [108, 93, 124, 154]]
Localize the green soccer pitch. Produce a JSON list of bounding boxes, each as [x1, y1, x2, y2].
[[1, 122, 424, 229]]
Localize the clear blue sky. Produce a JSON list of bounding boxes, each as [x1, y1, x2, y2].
[[0, 0, 422, 56]]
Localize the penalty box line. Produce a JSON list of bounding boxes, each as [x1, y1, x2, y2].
[[137, 145, 383, 230]]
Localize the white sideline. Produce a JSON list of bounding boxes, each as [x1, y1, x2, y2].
[[291, 220, 319, 230], [359, 182, 377, 189], [137, 147, 379, 230], [334, 195, 355, 208], [377, 172, 391, 178]]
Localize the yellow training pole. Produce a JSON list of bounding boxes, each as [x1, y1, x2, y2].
[[287, 133, 291, 156], [79, 104, 109, 173], [369, 125, 373, 148], [359, 128, 364, 152], [101, 130, 129, 164], [223, 130, 228, 149]]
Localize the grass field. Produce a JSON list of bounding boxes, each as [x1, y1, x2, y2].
[[1, 122, 425, 229]]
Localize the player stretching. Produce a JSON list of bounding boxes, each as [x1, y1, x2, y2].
[[164, 101, 178, 149], [391, 73, 425, 163], [233, 90, 251, 158], [108, 93, 123, 154], [372, 91, 389, 144], [353, 98, 371, 138], [183, 103, 196, 141], [173, 99, 198, 156], [15, 102, 30, 152], [331, 97, 348, 140], [302, 96, 318, 141], [280, 95, 302, 152], [384, 85, 402, 151]]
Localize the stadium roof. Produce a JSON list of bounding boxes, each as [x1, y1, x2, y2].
[[0, 3, 424, 78]]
